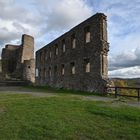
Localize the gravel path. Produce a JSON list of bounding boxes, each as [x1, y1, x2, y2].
[[0, 86, 139, 107], [0, 86, 57, 97]]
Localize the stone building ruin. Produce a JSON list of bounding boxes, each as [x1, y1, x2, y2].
[[36, 13, 109, 93], [1, 34, 35, 83]]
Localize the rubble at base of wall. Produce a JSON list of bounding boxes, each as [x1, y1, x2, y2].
[[36, 77, 109, 94]]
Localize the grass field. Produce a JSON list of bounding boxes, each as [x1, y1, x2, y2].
[[0, 87, 140, 140]]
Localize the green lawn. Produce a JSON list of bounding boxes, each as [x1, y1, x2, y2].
[[0, 91, 140, 140]]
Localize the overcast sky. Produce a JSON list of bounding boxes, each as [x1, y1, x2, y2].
[[0, 0, 140, 78]]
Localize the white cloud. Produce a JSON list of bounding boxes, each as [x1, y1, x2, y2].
[[0, 0, 93, 51], [34, 0, 93, 50], [45, 0, 92, 31], [109, 46, 140, 78], [99, 0, 140, 77], [109, 66, 140, 78], [109, 46, 140, 70]]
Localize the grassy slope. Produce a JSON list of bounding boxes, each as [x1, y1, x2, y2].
[[0, 92, 139, 140], [112, 78, 140, 87]]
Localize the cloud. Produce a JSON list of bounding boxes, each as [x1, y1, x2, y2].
[[34, 0, 93, 42], [109, 66, 140, 78], [0, 0, 140, 78], [98, 0, 140, 78], [12, 22, 29, 33], [0, 0, 33, 24], [90, 0, 140, 57], [0, 0, 93, 52], [109, 47, 140, 70], [109, 46, 140, 78], [0, 0, 41, 47], [33, 0, 93, 50], [44, 0, 92, 31], [0, 27, 20, 44]]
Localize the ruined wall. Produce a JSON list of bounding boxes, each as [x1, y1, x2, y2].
[[15, 34, 34, 78], [21, 35, 34, 62], [2, 45, 20, 78], [36, 13, 109, 93], [1, 34, 35, 83], [23, 59, 35, 83]]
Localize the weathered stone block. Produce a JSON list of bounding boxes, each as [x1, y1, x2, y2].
[[1, 34, 35, 83], [36, 13, 109, 94]]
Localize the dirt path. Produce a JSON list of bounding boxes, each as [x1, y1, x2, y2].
[[0, 86, 140, 107], [0, 86, 57, 97]]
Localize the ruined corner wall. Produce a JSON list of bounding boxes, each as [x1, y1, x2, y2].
[[36, 13, 109, 94], [15, 34, 34, 80], [21, 35, 35, 83], [23, 59, 35, 83], [1, 45, 20, 77], [21, 35, 34, 62], [1, 34, 35, 83]]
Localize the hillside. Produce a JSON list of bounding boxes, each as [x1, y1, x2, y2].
[[111, 78, 140, 87]]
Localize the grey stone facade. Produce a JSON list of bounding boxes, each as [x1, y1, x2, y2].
[[1, 34, 35, 83], [36, 13, 109, 93], [23, 59, 35, 82], [0, 60, 2, 73]]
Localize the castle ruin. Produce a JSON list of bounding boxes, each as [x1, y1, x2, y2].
[[1, 34, 35, 83], [36, 13, 109, 93]]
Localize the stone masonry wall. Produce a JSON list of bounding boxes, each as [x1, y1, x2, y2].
[[0, 60, 2, 73], [21, 35, 34, 62], [1, 34, 35, 83], [2, 45, 20, 78], [23, 59, 35, 83], [36, 13, 109, 93]]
